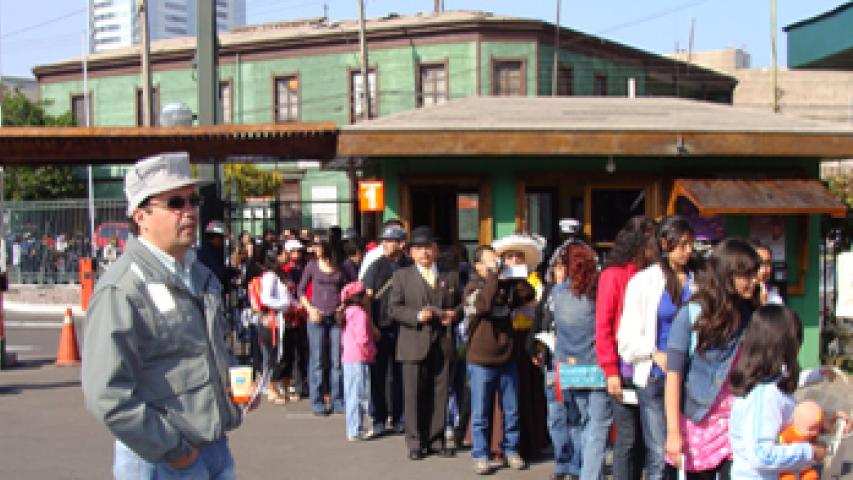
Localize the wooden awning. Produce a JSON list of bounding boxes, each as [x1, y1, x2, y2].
[[667, 179, 848, 218], [0, 123, 338, 165]]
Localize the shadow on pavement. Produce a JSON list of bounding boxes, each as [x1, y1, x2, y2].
[[0, 380, 81, 395]]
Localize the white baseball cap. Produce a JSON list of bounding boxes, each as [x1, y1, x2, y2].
[[124, 152, 211, 216]]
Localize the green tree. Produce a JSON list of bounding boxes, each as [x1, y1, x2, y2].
[[224, 163, 284, 200], [2, 91, 84, 200]]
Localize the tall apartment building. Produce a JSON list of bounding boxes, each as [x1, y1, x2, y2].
[[90, 0, 246, 53]]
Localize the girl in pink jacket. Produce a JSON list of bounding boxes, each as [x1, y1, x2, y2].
[[339, 281, 379, 441]]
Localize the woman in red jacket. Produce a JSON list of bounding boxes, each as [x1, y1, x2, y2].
[[595, 216, 657, 480]]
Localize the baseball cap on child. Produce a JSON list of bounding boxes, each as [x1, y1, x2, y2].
[[340, 281, 365, 303]]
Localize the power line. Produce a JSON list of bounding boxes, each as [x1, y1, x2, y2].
[[0, 7, 86, 40]]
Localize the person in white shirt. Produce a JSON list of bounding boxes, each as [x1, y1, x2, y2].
[[753, 242, 784, 305]]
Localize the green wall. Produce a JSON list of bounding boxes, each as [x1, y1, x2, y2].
[[787, 5, 853, 68], [378, 154, 823, 367]]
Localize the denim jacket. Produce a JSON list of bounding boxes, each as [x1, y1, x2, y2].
[[666, 301, 750, 423]]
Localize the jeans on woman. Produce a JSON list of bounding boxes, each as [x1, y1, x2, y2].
[[113, 437, 235, 480], [307, 315, 343, 414], [343, 362, 371, 439], [467, 362, 520, 460], [545, 382, 612, 480], [637, 375, 667, 480], [610, 393, 646, 480]]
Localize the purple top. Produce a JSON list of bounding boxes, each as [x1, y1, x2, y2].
[[297, 259, 353, 315]]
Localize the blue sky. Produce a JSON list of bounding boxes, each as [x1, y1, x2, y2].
[[0, 0, 844, 78]]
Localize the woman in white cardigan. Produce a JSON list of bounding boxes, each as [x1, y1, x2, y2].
[[617, 216, 696, 480]]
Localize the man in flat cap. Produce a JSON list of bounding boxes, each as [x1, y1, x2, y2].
[[82, 152, 247, 479]]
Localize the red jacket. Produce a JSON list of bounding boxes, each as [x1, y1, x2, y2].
[[595, 262, 638, 377]]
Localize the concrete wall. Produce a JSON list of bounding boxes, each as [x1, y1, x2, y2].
[[669, 48, 853, 124]]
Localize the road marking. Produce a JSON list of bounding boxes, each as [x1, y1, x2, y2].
[[6, 345, 38, 352], [4, 321, 63, 328]]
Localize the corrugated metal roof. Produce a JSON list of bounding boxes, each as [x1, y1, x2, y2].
[[0, 123, 337, 165], [338, 96, 853, 157], [343, 96, 853, 134], [668, 179, 847, 218]]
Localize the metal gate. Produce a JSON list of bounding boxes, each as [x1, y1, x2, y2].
[[820, 216, 852, 369]]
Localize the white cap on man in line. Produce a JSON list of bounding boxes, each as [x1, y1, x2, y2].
[[124, 152, 211, 216], [283, 239, 304, 251]]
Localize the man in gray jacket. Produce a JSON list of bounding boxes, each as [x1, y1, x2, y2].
[[82, 152, 246, 479]]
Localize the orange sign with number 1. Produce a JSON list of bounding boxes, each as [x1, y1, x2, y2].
[[358, 181, 384, 212]]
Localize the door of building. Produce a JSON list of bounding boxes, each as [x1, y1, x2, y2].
[[400, 175, 492, 264]]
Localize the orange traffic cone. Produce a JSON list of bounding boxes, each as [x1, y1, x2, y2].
[[56, 307, 81, 367]]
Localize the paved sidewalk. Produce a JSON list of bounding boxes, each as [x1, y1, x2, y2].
[[2, 285, 83, 316], [0, 361, 556, 480]]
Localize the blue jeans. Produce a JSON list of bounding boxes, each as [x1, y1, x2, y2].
[[545, 383, 612, 479], [343, 362, 371, 438], [467, 363, 520, 460], [113, 437, 235, 480], [307, 317, 343, 413], [638, 375, 667, 480]]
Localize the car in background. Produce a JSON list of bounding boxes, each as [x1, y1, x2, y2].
[[94, 222, 129, 252]]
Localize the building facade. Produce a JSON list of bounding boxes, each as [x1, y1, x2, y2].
[[90, 0, 246, 53]]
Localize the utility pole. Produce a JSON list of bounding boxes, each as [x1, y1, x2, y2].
[[434, 0, 440, 15], [551, 0, 561, 96], [197, 0, 218, 125], [358, 0, 370, 121], [770, 0, 779, 112], [139, 0, 153, 126]]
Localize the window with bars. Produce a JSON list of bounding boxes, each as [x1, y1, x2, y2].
[[219, 81, 232, 124], [417, 63, 448, 107], [136, 87, 160, 126], [350, 69, 377, 123], [274, 75, 299, 122], [492, 60, 525, 96], [594, 74, 608, 95], [557, 65, 574, 96]]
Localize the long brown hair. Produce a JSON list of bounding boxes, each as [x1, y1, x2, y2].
[[559, 242, 597, 298], [691, 238, 760, 352], [729, 305, 802, 396]]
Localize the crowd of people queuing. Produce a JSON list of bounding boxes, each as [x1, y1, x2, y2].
[[78, 154, 850, 480], [212, 214, 851, 479]]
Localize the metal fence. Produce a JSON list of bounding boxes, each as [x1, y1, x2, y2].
[[3, 199, 128, 284]]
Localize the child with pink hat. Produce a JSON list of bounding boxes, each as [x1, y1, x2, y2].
[[339, 281, 379, 441]]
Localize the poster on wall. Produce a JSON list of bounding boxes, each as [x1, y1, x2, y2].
[[311, 186, 338, 229], [837, 251, 853, 318], [749, 216, 786, 261]]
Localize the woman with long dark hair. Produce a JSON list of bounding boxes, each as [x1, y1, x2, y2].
[[663, 238, 761, 480], [298, 239, 354, 415], [255, 244, 294, 404], [618, 216, 696, 480], [595, 215, 657, 480]]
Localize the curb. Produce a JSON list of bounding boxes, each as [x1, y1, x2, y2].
[[3, 301, 84, 317]]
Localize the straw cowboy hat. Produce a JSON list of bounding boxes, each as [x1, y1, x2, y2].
[[491, 233, 544, 271]]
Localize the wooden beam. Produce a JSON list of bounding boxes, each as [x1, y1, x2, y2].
[[338, 130, 853, 158]]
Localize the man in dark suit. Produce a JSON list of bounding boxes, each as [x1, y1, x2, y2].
[[388, 226, 462, 461]]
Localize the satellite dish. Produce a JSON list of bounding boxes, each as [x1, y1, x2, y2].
[[160, 102, 194, 126]]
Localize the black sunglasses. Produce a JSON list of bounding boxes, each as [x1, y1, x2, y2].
[[148, 193, 202, 210]]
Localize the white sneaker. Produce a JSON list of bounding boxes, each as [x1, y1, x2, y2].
[[506, 453, 526, 470], [473, 458, 492, 475]]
